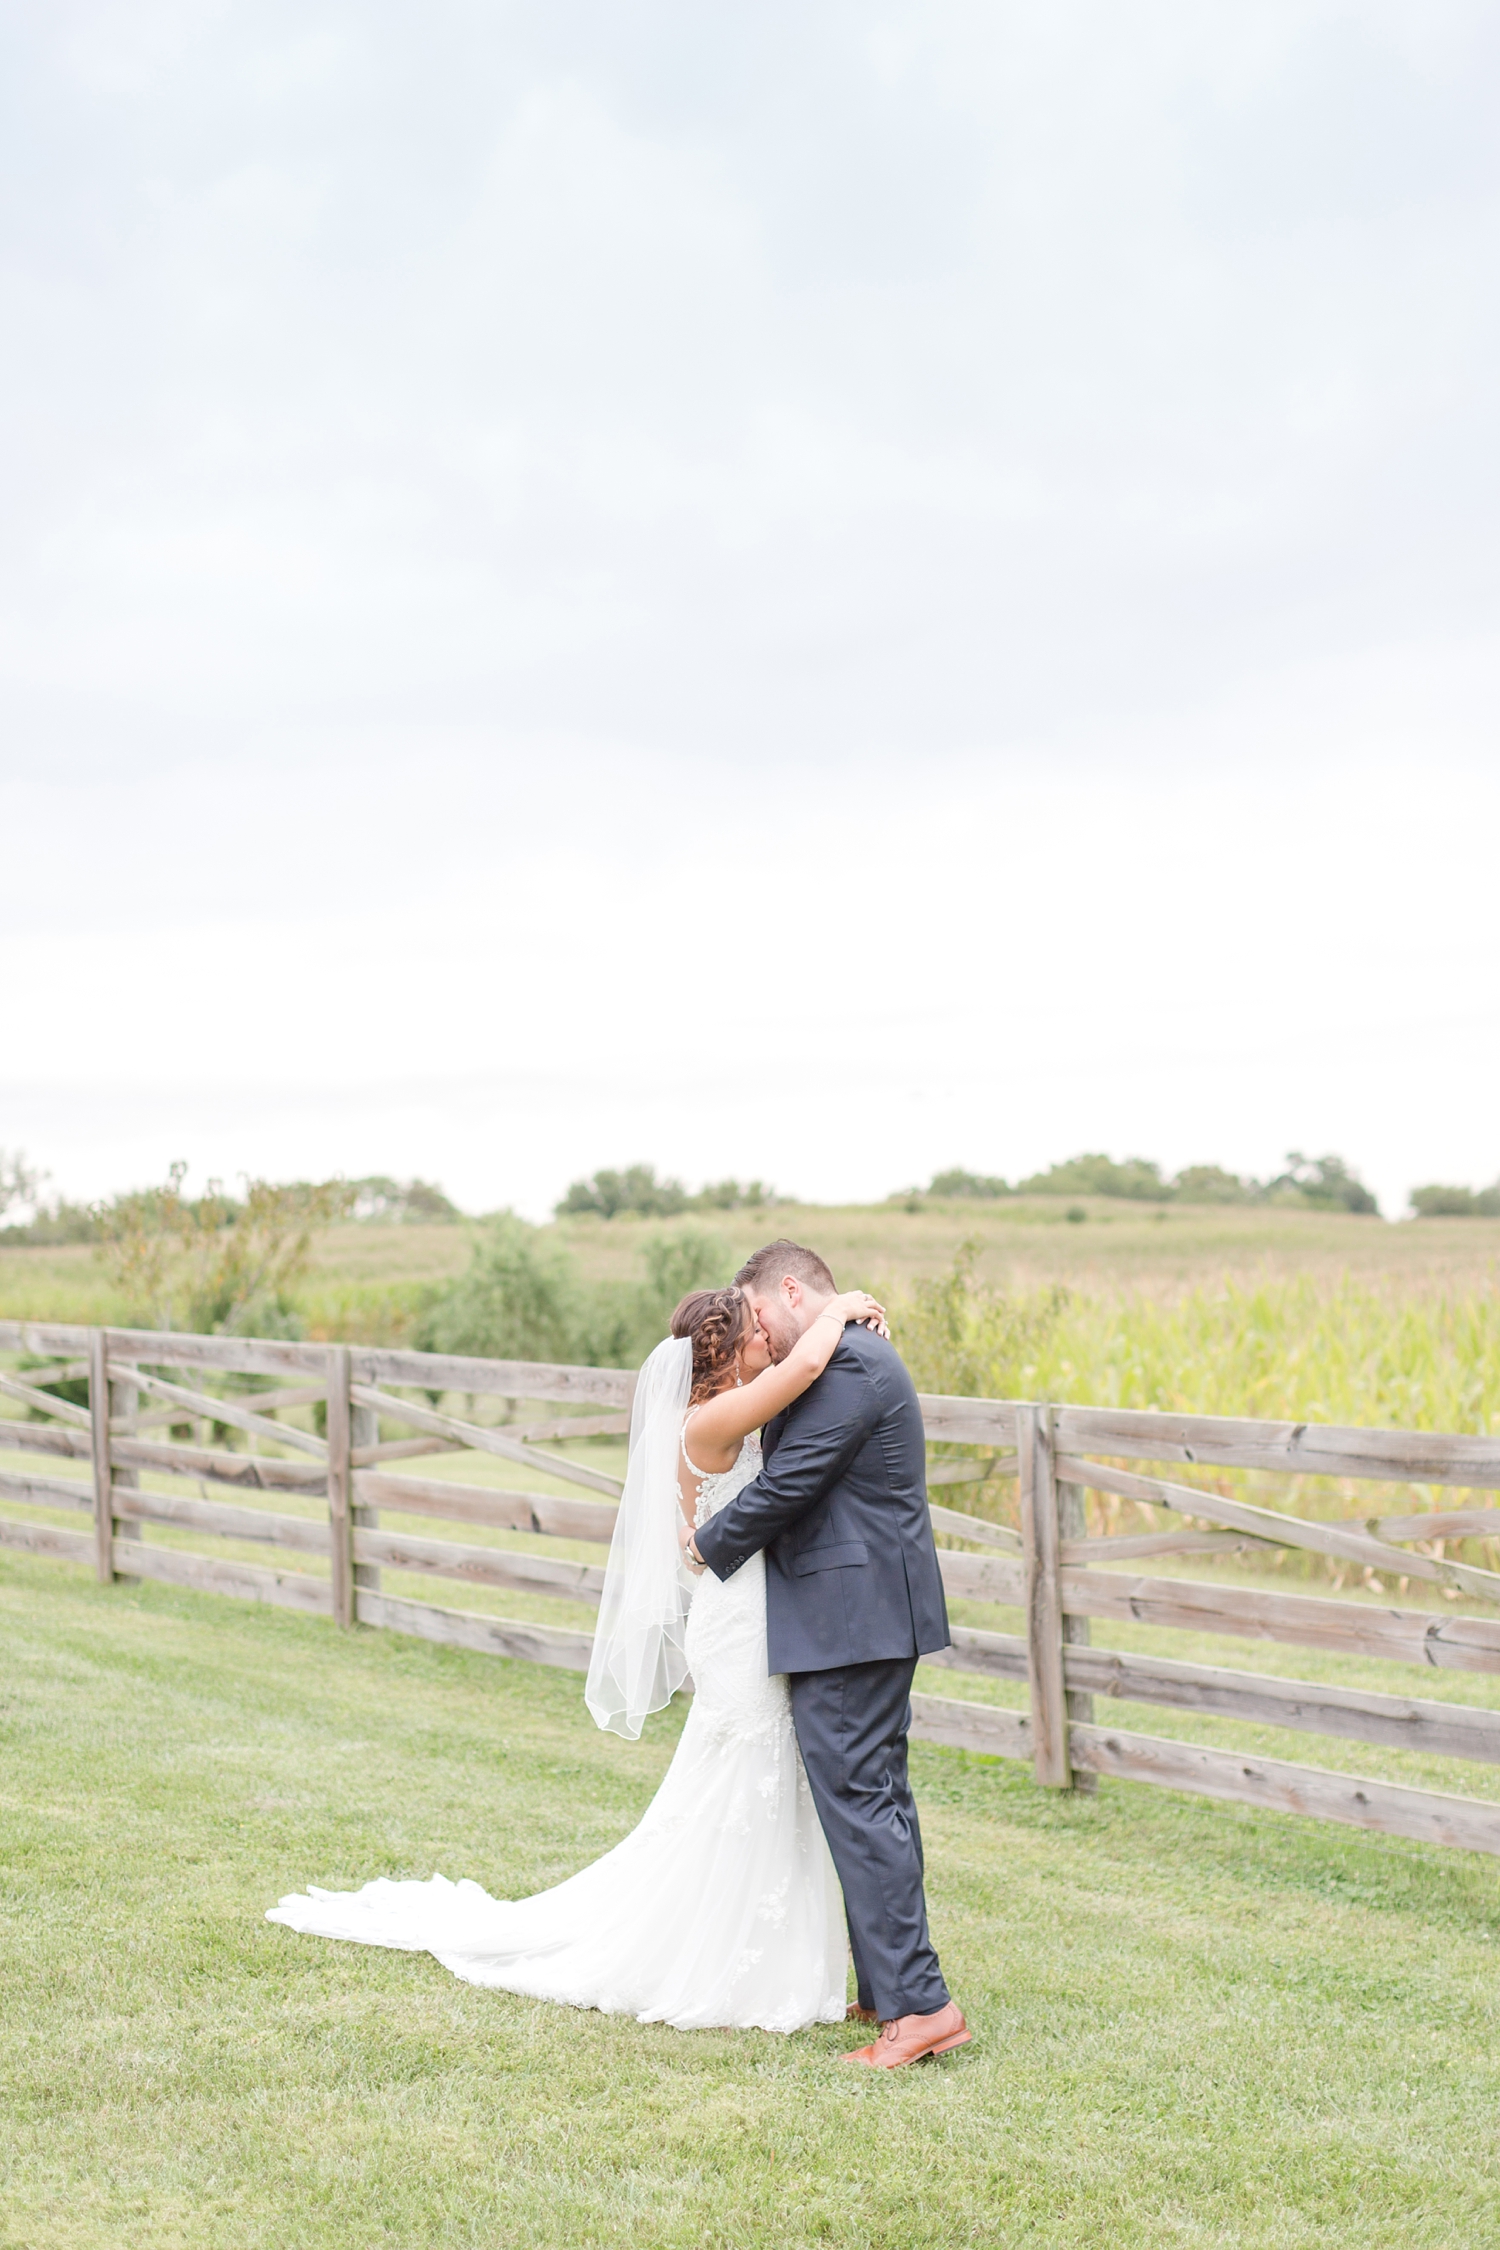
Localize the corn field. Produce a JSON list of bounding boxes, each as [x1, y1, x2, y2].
[[893, 1251, 1500, 1582]]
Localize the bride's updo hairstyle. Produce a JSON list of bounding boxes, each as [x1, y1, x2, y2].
[[671, 1286, 751, 1405]]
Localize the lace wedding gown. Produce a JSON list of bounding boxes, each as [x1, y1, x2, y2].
[[267, 1431, 848, 2032]]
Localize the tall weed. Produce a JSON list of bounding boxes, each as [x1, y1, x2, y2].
[[99, 1167, 351, 1335], [893, 1239, 1069, 1400]]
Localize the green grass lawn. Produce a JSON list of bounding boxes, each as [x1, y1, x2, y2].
[[5, 1557, 1500, 2248]]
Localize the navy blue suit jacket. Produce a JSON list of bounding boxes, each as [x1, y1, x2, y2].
[[692, 1324, 950, 1674]]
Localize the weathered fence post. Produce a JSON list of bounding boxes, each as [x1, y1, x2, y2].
[[1018, 1401, 1071, 1787], [1057, 1474, 1096, 1792], [110, 1354, 142, 1572], [326, 1345, 354, 1627], [351, 1397, 381, 1601], [87, 1329, 114, 1584]]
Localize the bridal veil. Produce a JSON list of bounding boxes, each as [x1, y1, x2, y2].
[[584, 1334, 695, 1738]]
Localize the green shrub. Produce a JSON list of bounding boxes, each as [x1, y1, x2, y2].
[[1411, 1181, 1500, 1218], [926, 1168, 1011, 1199], [691, 1178, 772, 1210], [638, 1228, 734, 1336], [1015, 1153, 1172, 1201], [1269, 1152, 1379, 1215], [347, 1177, 461, 1223], [571, 1228, 735, 1367], [913, 1153, 1379, 1212], [556, 1165, 772, 1218], [555, 1164, 688, 1219], [416, 1220, 734, 1371], [1171, 1164, 1253, 1204], [414, 1213, 579, 1364]]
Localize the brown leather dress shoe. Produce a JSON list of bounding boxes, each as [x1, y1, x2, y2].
[[846, 2003, 879, 2023], [843, 2001, 971, 2068]]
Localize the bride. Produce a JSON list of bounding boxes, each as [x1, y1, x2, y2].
[[267, 1280, 887, 2032]]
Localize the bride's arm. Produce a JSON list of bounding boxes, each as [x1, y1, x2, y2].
[[687, 1292, 886, 1456]]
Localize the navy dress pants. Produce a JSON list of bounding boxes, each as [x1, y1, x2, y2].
[[788, 1655, 950, 2021]]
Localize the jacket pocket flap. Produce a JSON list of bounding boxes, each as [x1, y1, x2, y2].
[[790, 1540, 869, 1575]]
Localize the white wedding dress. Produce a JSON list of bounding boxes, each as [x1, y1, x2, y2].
[[267, 1429, 848, 2032]]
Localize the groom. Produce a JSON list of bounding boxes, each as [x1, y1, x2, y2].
[[686, 1239, 969, 2068]]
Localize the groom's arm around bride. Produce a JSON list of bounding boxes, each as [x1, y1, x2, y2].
[[689, 1239, 971, 2068]]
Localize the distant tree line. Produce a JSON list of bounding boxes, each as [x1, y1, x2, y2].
[[0, 1146, 736, 1364], [1408, 1180, 1500, 1218], [0, 1150, 99, 1244], [0, 1157, 465, 1346], [920, 1152, 1381, 1214], [555, 1164, 774, 1219], [345, 1176, 461, 1224], [0, 1156, 460, 1248]]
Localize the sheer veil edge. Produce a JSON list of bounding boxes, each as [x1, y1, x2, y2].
[[583, 1334, 695, 1739]]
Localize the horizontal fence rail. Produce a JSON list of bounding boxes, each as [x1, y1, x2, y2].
[[5, 1320, 1500, 1859]]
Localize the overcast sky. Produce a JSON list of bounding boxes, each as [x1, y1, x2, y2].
[[3, 1, 1498, 1221]]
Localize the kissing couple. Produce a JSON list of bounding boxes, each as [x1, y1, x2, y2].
[[270, 1239, 969, 2069]]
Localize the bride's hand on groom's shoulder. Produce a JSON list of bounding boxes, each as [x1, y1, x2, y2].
[[828, 1290, 890, 1340]]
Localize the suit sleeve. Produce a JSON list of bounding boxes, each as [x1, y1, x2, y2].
[[693, 1353, 883, 1580]]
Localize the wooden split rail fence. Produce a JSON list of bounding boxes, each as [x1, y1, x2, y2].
[[5, 1320, 1500, 1857]]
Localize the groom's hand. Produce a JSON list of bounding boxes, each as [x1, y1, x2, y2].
[[678, 1518, 706, 1573]]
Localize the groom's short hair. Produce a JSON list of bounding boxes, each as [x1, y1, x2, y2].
[[734, 1239, 837, 1296]]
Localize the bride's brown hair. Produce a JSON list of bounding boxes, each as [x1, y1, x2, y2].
[[671, 1286, 752, 1405]]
